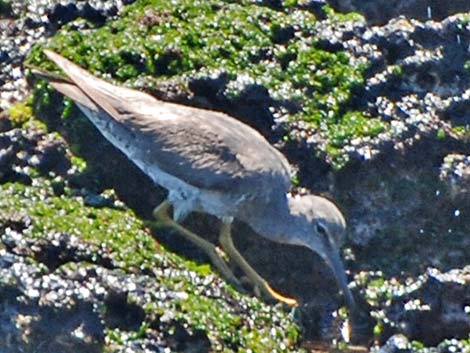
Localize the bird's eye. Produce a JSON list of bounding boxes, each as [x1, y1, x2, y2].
[[316, 223, 328, 237]]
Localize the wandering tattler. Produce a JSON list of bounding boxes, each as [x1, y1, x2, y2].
[[38, 50, 355, 309]]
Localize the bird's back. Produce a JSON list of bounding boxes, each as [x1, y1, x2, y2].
[[42, 51, 292, 206]]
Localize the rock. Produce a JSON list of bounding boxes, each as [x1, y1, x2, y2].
[[326, 0, 470, 25], [4, 0, 470, 350], [0, 0, 136, 110], [378, 334, 412, 353], [0, 124, 71, 183], [440, 154, 470, 199], [382, 267, 470, 346]]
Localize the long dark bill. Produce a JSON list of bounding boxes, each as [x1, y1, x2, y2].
[[326, 248, 356, 310]]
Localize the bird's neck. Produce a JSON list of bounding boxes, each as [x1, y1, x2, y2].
[[238, 194, 306, 245]]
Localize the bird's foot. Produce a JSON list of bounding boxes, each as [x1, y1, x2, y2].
[[256, 281, 298, 307], [218, 221, 298, 306]]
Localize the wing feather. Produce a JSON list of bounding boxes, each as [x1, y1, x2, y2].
[[42, 50, 292, 198]]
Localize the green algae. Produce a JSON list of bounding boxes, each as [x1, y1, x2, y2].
[[452, 125, 470, 141], [323, 4, 364, 23], [464, 60, 470, 72], [0, 180, 156, 270], [27, 0, 388, 169], [0, 175, 303, 352], [0, 101, 303, 351], [8, 102, 34, 127]]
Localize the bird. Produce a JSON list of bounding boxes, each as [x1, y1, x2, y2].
[[35, 49, 356, 309]]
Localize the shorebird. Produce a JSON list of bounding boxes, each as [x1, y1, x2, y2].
[[36, 49, 355, 308]]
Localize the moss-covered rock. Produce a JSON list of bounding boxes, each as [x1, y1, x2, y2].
[[27, 0, 387, 169], [0, 108, 304, 352], [16, 0, 470, 351]]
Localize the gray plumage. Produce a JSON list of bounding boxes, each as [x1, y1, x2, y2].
[[41, 50, 355, 308], [44, 51, 291, 221]]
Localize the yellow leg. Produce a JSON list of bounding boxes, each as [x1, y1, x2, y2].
[[152, 200, 242, 289], [218, 221, 298, 307]]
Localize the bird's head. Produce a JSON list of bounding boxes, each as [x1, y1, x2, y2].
[[287, 194, 355, 308]]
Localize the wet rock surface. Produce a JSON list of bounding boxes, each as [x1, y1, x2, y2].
[[440, 153, 470, 200], [297, 14, 470, 171], [0, 246, 204, 353], [0, 124, 70, 185], [0, 250, 105, 353], [1, 0, 470, 352], [0, 0, 135, 110], [0, 119, 303, 352], [384, 267, 470, 344], [326, 0, 470, 25]]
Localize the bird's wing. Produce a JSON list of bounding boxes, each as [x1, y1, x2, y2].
[[41, 50, 293, 196], [137, 104, 293, 196]]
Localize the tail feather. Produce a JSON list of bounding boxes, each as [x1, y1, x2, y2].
[[28, 59, 98, 111], [40, 50, 166, 125], [48, 81, 99, 110]]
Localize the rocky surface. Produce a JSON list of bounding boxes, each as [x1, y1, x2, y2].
[[0, 120, 303, 352], [366, 267, 470, 353], [299, 12, 470, 158], [440, 153, 470, 200], [1, 0, 470, 352], [0, 0, 134, 110], [384, 267, 470, 344], [326, 0, 470, 25]]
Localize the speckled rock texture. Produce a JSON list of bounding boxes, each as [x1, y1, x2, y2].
[[440, 153, 470, 199], [0, 244, 202, 353], [311, 16, 454, 163], [0, 109, 304, 352], [383, 267, 470, 344], [2, 0, 470, 352], [311, 14, 470, 245], [326, 0, 470, 24], [0, 0, 134, 110]]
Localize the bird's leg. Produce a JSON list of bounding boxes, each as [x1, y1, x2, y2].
[[152, 200, 243, 289], [218, 220, 298, 306]]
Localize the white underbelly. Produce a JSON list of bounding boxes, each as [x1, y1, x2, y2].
[[136, 158, 238, 220]]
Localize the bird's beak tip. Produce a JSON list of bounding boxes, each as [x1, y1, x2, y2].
[[325, 249, 356, 310]]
